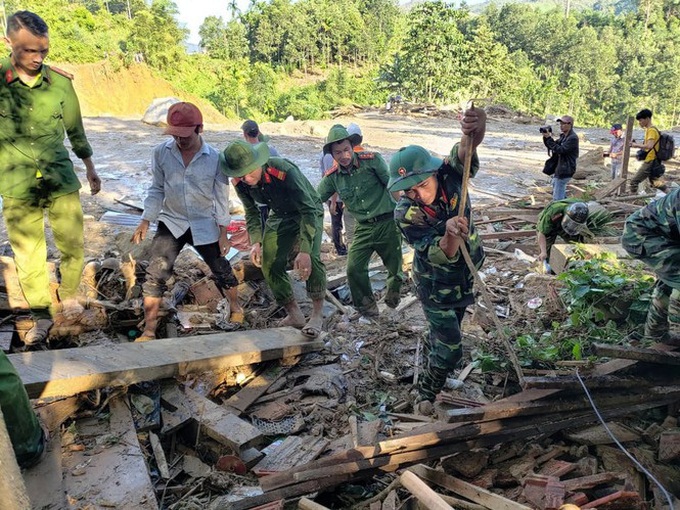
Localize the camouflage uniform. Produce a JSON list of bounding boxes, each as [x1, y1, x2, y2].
[[622, 188, 680, 341], [393, 144, 485, 402], [536, 198, 588, 258], [233, 157, 327, 305]]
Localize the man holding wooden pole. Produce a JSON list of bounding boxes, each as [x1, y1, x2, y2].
[[387, 106, 486, 413]]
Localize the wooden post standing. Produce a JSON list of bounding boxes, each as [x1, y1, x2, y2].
[[621, 115, 635, 194]]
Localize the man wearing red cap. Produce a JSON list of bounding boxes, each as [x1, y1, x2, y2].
[[132, 102, 243, 341]]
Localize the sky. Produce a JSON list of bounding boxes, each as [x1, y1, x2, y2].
[[175, 0, 244, 45]]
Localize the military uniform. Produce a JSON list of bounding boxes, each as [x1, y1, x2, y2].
[[393, 144, 485, 402], [233, 157, 326, 305], [0, 351, 44, 467], [536, 198, 587, 258], [318, 150, 403, 314], [0, 58, 92, 319], [622, 188, 680, 341]]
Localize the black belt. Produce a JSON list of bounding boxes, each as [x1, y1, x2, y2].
[[361, 212, 394, 224]]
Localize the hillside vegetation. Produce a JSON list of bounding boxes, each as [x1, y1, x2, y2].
[[6, 0, 680, 126]]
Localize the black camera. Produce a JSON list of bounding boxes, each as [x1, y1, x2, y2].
[[539, 126, 552, 134]]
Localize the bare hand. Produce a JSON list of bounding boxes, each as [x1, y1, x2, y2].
[[329, 199, 337, 216], [87, 168, 101, 195], [132, 220, 150, 244], [294, 252, 312, 281], [445, 216, 469, 239], [218, 234, 231, 257], [460, 106, 487, 137], [250, 243, 262, 268]]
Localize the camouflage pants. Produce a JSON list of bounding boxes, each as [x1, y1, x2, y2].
[[418, 306, 466, 403], [644, 280, 680, 342]]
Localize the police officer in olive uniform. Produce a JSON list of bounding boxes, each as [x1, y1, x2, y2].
[[220, 140, 326, 338], [318, 125, 403, 317], [1, 11, 101, 346], [387, 107, 486, 412], [622, 188, 680, 343]]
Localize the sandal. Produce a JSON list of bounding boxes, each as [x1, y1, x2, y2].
[[229, 311, 245, 324], [301, 318, 323, 339], [135, 334, 156, 343]]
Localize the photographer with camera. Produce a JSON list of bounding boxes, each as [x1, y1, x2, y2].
[[541, 115, 579, 200], [629, 109, 668, 194]]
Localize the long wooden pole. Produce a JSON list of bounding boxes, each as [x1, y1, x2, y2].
[[621, 115, 635, 194], [400, 471, 453, 510], [456, 111, 525, 386]]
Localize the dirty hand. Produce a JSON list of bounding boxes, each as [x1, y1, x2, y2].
[[460, 107, 487, 136], [294, 252, 312, 281], [131, 220, 150, 244], [445, 216, 469, 239], [250, 243, 262, 268], [218, 234, 231, 257], [87, 168, 101, 195]]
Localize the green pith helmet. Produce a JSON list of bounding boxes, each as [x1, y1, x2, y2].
[[388, 145, 443, 192], [220, 140, 270, 177], [323, 124, 362, 154]]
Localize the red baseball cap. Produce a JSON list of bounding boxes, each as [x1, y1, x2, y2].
[[164, 102, 203, 137]]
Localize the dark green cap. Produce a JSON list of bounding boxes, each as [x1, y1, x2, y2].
[[388, 145, 443, 192], [220, 140, 270, 177]]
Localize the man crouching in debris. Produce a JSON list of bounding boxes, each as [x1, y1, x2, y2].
[[622, 187, 680, 343], [132, 102, 244, 341], [537, 200, 613, 266], [220, 140, 327, 339], [387, 106, 486, 415]]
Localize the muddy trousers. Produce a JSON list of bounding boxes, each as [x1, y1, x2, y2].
[[0, 351, 43, 467], [418, 306, 466, 403], [3, 192, 84, 320], [143, 222, 238, 298], [261, 214, 327, 306], [644, 280, 680, 341], [329, 201, 347, 255], [347, 217, 403, 314]]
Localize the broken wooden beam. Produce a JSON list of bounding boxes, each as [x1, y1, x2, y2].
[[162, 385, 263, 453], [400, 470, 452, 510], [9, 327, 322, 399], [479, 230, 536, 240], [521, 375, 651, 390], [593, 343, 680, 365], [298, 497, 332, 510]]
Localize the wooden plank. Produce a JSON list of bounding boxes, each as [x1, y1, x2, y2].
[[549, 243, 637, 274], [594, 343, 680, 365], [8, 327, 323, 399], [400, 471, 452, 510], [35, 396, 81, 433], [23, 429, 66, 509], [61, 396, 157, 509], [0, 323, 13, 352], [253, 435, 329, 476], [162, 385, 263, 453], [299, 497, 332, 510], [594, 177, 627, 199], [479, 230, 536, 240], [409, 464, 531, 510], [224, 363, 293, 414]]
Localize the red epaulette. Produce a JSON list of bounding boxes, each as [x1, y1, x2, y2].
[[231, 177, 242, 185], [324, 160, 339, 177], [49, 66, 74, 80], [357, 152, 375, 160], [265, 166, 287, 181]]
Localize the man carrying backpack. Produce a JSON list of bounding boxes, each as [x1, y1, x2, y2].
[[629, 109, 668, 194]]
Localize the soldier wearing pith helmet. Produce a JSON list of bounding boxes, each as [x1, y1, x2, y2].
[[387, 106, 486, 414], [317, 124, 404, 319], [220, 140, 327, 339]]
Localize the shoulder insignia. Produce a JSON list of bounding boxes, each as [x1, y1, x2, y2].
[[357, 152, 375, 160], [323, 160, 339, 177], [449, 195, 458, 210], [266, 166, 287, 181], [5, 69, 13, 84], [49, 66, 74, 80]]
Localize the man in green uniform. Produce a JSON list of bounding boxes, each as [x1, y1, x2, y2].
[[1, 11, 101, 345], [220, 140, 326, 338], [317, 125, 403, 318], [622, 188, 680, 342], [387, 107, 486, 413], [0, 351, 45, 468]]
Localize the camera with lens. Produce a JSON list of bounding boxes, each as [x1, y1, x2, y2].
[[539, 126, 552, 134]]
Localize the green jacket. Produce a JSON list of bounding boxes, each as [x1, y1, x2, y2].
[[623, 187, 680, 288], [394, 144, 484, 308], [233, 157, 323, 254], [317, 151, 395, 222], [536, 198, 584, 243], [0, 58, 92, 200]]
